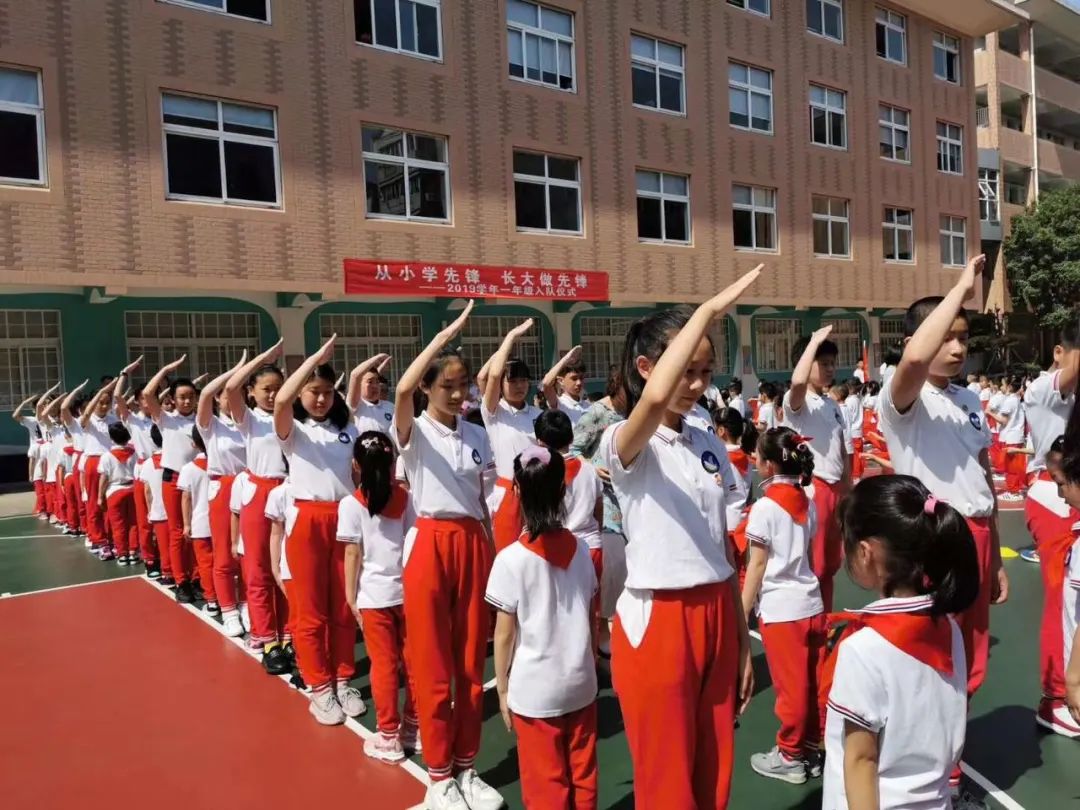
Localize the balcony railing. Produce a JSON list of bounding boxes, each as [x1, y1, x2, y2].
[[976, 107, 990, 127], [1005, 182, 1027, 205]]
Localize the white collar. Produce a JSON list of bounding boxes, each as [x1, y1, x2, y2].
[[852, 595, 935, 615]]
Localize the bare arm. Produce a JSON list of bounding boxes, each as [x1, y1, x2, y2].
[[142, 355, 188, 423], [740, 543, 768, 619], [98, 470, 109, 508], [475, 358, 492, 402], [112, 356, 143, 424], [346, 354, 392, 412], [541, 345, 583, 410], [483, 319, 535, 415], [198, 351, 247, 431], [843, 724, 881, 810], [11, 393, 37, 424], [181, 490, 193, 539], [343, 542, 363, 626], [78, 384, 110, 429], [269, 520, 285, 591], [226, 339, 284, 426], [493, 610, 518, 733], [191, 373, 210, 388], [274, 336, 337, 441], [788, 325, 834, 413], [1067, 626, 1080, 724]]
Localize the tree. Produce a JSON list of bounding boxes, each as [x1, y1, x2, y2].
[[1003, 184, 1080, 330]]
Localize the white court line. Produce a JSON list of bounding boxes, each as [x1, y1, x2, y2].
[[0, 533, 68, 541], [483, 677, 497, 691], [0, 574, 141, 599], [140, 577, 431, 788]]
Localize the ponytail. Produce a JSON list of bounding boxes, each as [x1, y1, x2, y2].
[[619, 307, 706, 414], [757, 426, 815, 486], [353, 431, 394, 516], [513, 446, 566, 541]]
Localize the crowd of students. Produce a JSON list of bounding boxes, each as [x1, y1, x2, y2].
[[11, 255, 1080, 810]]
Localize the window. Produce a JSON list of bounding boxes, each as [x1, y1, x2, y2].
[[812, 195, 850, 257], [355, 0, 441, 60], [933, 32, 960, 83], [729, 62, 773, 133], [809, 84, 846, 149], [580, 316, 636, 380], [821, 318, 862, 368], [0, 66, 46, 186], [636, 170, 690, 244], [458, 315, 546, 378], [879, 105, 910, 162], [754, 317, 800, 373], [978, 168, 1000, 223], [732, 184, 777, 251], [630, 34, 685, 115], [882, 206, 914, 262], [936, 121, 963, 174], [124, 311, 261, 379], [362, 126, 450, 222], [0, 310, 62, 410], [939, 215, 966, 266], [507, 0, 575, 91], [162, 93, 279, 207], [879, 315, 904, 356], [513, 150, 581, 234], [806, 0, 843, 42], [875, 7, 906, 64], [161, 0, 269, 22], [708, 319, 734, 376], [727, 0, 770, 16], [319, 313, 422, 387]]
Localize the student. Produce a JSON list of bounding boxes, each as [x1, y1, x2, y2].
[[993, 375, 1027, 501], [273, 336, 365, 726], [845, 380, 865, 481], [756, 382, 779, 432], [178, 428, 218, 613], [822, 475, 978, 810], [727, 378, 746, 418], [879, 347, 901, 389], [966, 373, 981, 395], [339, 431, 418, 763], [112, 358, 159, 571], [1057, 431, 1080, 729], [853, 359, 867, 385], [142, 425, 172, 583], [61, 379, 118, 549], [600, 267, 761, 808], [743, 427, 825, 784], [876, 256, 1009, 723], [392, 301, 503, 810], [98, 423, 138, 564], [782, 327, 850, 613], [347, 354, 394, 435], [230, 470, 253, 640], [487, 445, 599, 810], [713, 406, 757, 591], [226, 341, 291, 674], [544, 353, 589, 427], [266, 479, 298, 660], [987, 379, 1007, 475]]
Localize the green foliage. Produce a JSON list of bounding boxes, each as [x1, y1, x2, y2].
[[1003, 185, 1080, 329]]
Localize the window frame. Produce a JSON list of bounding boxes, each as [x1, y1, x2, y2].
[[878, 103, 911, 164], [319, 312, 423, 388], [159, 0, 271, 23], [809, 83, 847, 150], [875, 7, 907, 65], [354, 0, 444, 62], [512, 150, 583, 236], [0, 66, 47, 188], [882, 206, 915, 264], [933, 31, 961, 84], [361, 125, 451, 223], [726, 0, 770, 18], [731, 183, 778, 253], [821, 317, 863, 368], [939, 215, 966, 267], [506, 0, 576, 93], [0, 309, 64, 411], [124, 311, 261, 380], [812, 195, 851, 258], [806, 0, 844, 43], [579, 315, 639, 382], [936, 120, 963, 175], [978, 167, 1000, 224], [636, 169, 691, 245], [728, 61, 774, 135], [754, 316, 801, 374], [630, 33, 687, 116], [457, 314, 546, 379]]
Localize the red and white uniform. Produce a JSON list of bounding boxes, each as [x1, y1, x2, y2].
[[156, 410, 196, 585], [81, 412, 119, 544], [99, 445, 138, 556], [823, 596, 967, 810], [1063, 531, 1080, 698], [125, 411, 156, 462], [845, 392, 865, 480], [198, 415, 247, 612], [178, 455, 216, 603], [481, 399, 540, 552], [125, 411, 156, 565], [557, 393, 590, 427], [142, 452, 170, 578], [485, 528, 599, 808], [230, 470, 250, 555], [757, 401, 777, 430], [354, 398, 394, 435], [997, 392, 1027, 494], [987, 390, 1006, 472], [781, 389, 848, 612]]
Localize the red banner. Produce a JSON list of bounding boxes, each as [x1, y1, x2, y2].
[[343, 259, 609, 301]]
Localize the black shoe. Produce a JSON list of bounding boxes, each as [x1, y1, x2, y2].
[[159, 575, 175, 587], [191, 581, 205, 601], [145, 563, 161, 580], [288, 670, 307, 691], [262, 646, 290, 675], [175, 582, 195, 604], [205, 601, 221, 616], [282, 642, 296, 662]]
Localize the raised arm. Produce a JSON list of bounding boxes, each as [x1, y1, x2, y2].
[[11, 393, 37, 424], [889, 255, 982, 413], [78, 383, 112, 429], [112, 356, 143, 424], [191, 373, 210, 388], [394, 301, 474, 447], [483, 319, 535, 415], [541, 345, 583, 410], [346, 354, 392, 412], [274, 336, 336, 441], [198, 352, 247, 431], [788, 325, 833, 413], [616, 266, 762, 467], [225, 339, 284, 426], [34, 382, 61, 424], [60, 380, 89, 427], [142, 355, 188, 423]]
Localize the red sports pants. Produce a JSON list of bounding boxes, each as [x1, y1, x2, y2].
[[810, 477, 843, 613], [152, 521, 172, 578], [240, 474, 289, 646], [492, 478, 523, 554], [74, 459, 87, 531], [989, 435, 1005, 473], [192, 538, 217, 603], [1004, 444, 1027, 494], [32, 479, 46, 515], [760, 613, 827, 758], [52, 478, 67, 525], [957, 517, 993, 698], [611, 580, 739, 810], [105, 488, 137, 556], [162, 476, 192, 584], [64, 471, 82, 534], [588, 547, 603, 627], [1026, 497, 1078, 699], [403, 516, 492, 781], [851, 437, 865, 480], [285, 500, 354, 691], [83, 456, 106, 543], [133, 475, 154, 564], [361, 604, 416, 734], [513, 703, 598, 810], [209, 475, 242, 610]]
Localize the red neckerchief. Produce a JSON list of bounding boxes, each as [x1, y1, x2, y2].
[[193, 456, 208, 471], [563, 456, 583, 485], [151, 453, 162, 470], [727, 447, 750, 476], [763, 482, 810, 525], [353, 484, 409, 520], [63, 446, 75, 456], [110, 445, 136, 464], [519, 527, 577, 570]]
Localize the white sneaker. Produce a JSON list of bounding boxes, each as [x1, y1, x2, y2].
[[84, 538, 93, 548], [455, 768, 505, 810], [999, 492, 1025, 502], [1036, 700, 1080, 738], [401, 721, 422, 754], [425, 779, 469, 810], [363, 733, 406, 763], [308, 689, 346, 725], [750, 746, 808, 784], [222, 612, 245, 638], [239, 602, 250, 632], [337, 684, 367, 717]]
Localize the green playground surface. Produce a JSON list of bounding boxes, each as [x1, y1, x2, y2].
[[0, 506, 1073, 809]]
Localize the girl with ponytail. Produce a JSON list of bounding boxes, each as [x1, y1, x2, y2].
[[820, 474, 979, 809]]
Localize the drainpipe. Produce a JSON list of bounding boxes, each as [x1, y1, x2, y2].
[[1029, 23, 1040, 200]]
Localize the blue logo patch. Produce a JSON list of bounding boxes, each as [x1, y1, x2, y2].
[[472, 448, 482, 465], [384, 412, 392, 422], [338, 432, 352, 444], [968, 412, 982, 430], [701, 450, 720, 474]]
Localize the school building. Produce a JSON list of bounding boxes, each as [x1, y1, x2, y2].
[[0, 0, 1027, 453]]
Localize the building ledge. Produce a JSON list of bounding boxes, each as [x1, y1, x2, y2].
[[892, 0, 1028, 36]]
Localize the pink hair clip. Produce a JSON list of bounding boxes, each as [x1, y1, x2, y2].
[[519, 445, 551, 466], [924, 495, 940, 515]]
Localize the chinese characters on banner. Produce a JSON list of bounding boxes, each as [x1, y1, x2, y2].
[[343, 259, 609, 301]]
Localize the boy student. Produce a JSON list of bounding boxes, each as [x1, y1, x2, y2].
[[543, 350, 589, 426], [782, 326, 850, 613], [98, 423, 139, 564]]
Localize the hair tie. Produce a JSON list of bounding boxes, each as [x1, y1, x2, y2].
[[360, 436, 388, 452], [794, 434, 813, 444], [519, 445, 551, 466], [924, 495, 940, 515]]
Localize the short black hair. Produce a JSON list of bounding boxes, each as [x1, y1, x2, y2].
[[150, 424, 162, 448], [903, 296, 970, 338], [728, 378, 743, 395], [560, 362, 586, 377], [108, 422, 131, 446], [505, 359, 532, 381], [790, 334, 838, 369], [191, 424, 206, 454], [534, 409, 573, 451]]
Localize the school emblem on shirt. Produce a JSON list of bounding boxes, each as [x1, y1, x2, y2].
[[471, 448, 482, 465], [968, 412, 981, 430], [701, 450, 720, 474], [383, 412, 392, 422], [338, 432, 352, 444]]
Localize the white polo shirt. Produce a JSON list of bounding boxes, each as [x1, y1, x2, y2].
[[485, 531, 598, 718], [481, 399, 541, 481], [757, 401, 777, 430], [82, 413, 118, 456], [177, 457, 211, 538], [781, 390, 847, 483], [744, 483, 823, 623], [878, 380, 993, 518], [987, 391, 1005, 434], [69, 422, 85, 471], [278, 419, 358, 502], [197, 415, 247, 477], [235, 406, 288, 479], [728, 394, 746, 418], [125, 411, 156, 461], [1064, 531, 1080, 672], [600, 419, 737, 590], [967, 381, 981, 395], [265, 482, 296, 579], [997, 392, 1026, 445], [337, 487, 414, 609], [142, 455, 166, 522], [230, 470, 250, 553], [844, 394, 863, 439], [823, 596, 967, 810], [684, 402, 715, 435], [393, 411, 494, 521], [563, 456, 602, 551], [1025, 370, 1074, 472], [354, 398, 394, 436], [557, 393, 590, 427], [99, 448, 137, 498], [157, 410, 196, 472]]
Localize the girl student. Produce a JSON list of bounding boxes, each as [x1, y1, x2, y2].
[[225, 341, 291, 674], [272, 335, 366, 726], [266, 477, 302, 666], [346, 354, 394, 435], [992, 375, 1028, 501], [338, 430, 418, 763], [142, 425, 172, 583], [598, 267, 761, 808], [713, 406, 758, 591], [13, 386, 56, 519], [196, 356, 249, 637], [756, 381, 779, 432], [178, 428, 217, 612], [487, 445, 600, 810], [741, 428, 826, 785], [113, 358, 159, 569], [821, 475, 979, 810], [61, 379, 119, 550], [142, 357, 200, 603], [391, 301, 504, 810], [97, 422, 139, 564]]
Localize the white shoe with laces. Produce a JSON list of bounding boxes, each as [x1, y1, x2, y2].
[[222, 612, 245, 638], [308, 689, 346, 725], [337, 684, 367, 717], [363, 733, 406, 763], [455, 768, 505, 810], [425, 778, 469, 810]]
